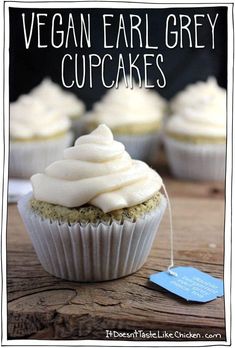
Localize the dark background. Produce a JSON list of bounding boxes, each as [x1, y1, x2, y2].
[[9, 7, 227, 110]]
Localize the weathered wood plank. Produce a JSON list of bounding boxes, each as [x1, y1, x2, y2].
[[7, 193, 225, 340]]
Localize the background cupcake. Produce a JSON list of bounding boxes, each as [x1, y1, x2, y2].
[[18, 124, 167, 282], [170, 77, 225, 113], [10, 94, 73, 179], [164, 77, 226, 181], [85, 79, 167, 161], [31, 78, 86, 137]]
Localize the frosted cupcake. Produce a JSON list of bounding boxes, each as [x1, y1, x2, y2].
[[10, 94, 73, 179], [31, 78, 86, 137], [18, 125, 167, 282], [85, 79, 166, 161], [164, 78, 226, 181]]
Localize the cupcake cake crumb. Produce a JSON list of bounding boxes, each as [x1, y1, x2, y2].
[[30, 192, 162, 224]]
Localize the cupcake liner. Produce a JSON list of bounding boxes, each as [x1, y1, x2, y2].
[[70, 116, 87, 139], [18, 193, 167, 282], [164, 136, 226, 181], [9, 132, 73, 179], [115, 132, 161, 162]]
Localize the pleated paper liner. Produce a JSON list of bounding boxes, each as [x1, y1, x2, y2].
[[18, 193, 167, 282], [115, 132, 161, 162], [164, 136, 226, 181], [9, 132, 73, 179]]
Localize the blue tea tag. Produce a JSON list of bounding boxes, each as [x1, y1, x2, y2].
[[149, 267, 224, 302]]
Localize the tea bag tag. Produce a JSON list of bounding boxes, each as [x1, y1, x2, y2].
[[149, 266, 224, 302], [150, 185, 224, 302]]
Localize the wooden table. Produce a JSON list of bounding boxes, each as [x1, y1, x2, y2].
[[7, 161, 225, 341]]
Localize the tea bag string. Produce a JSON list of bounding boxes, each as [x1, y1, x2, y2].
[[162, 184, 177, 277]]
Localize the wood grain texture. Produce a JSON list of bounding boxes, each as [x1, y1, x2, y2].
[[7, 179, 225, 341]]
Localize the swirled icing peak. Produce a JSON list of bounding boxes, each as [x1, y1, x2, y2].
[[10, 94, 71, 140], [167, 77, 226, 138], [85, 78, 166, 128], [31, 124, 163, 212], [171, 77, 226, 113], [31, 78, 85, 118]]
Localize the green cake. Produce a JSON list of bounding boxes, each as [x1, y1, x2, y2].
[[86, 120, 162, 136], [30, 192, 163, 224], [166, 131, 226, 144]]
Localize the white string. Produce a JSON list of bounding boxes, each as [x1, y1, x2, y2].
[[162, 184, 177, 277]]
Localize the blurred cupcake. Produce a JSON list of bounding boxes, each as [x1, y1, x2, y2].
[[18, 124, 167, 282], [10, 94, 73, 179], [171, 77, 225, 113], [85, 79, 166, 161], [164, 78, 226, 181], [31, 78, 86, 137]]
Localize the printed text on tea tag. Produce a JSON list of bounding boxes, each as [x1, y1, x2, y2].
[[149, 266, 224, 303]]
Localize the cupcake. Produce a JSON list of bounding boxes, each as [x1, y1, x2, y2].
[[18, 124, 167, 282], [31, 78, 86, 137], [10, 94, 73, 179], [85, 79, 167, 161], [164, 77, 226, 181]]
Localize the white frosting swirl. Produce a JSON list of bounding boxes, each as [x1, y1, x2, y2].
[[171, 77, 226, 113], [167, 77, 226, 138], [10, 95, 71, 140], [31, 124, 162, 213], [86, 79, 166, 128], [31, 78, 85, 118]]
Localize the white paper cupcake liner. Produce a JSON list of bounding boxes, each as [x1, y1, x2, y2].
[[18, 193, 167, 282], [164, 136, 226, 181], [9, 132, 73, 179], [115, 132, 161, 162], [70, 116, 86, 139]]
